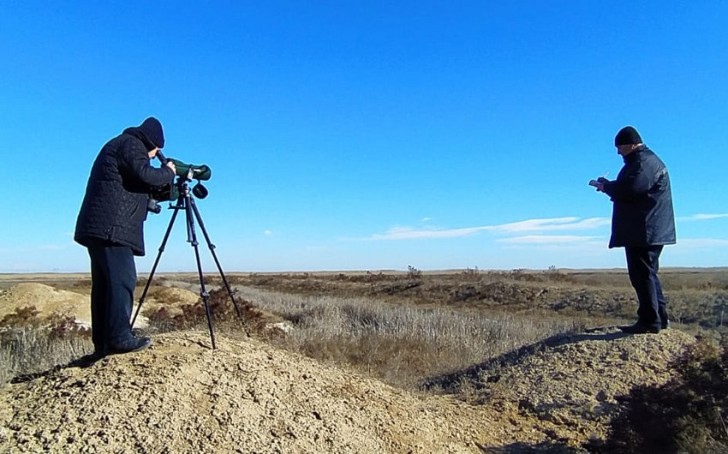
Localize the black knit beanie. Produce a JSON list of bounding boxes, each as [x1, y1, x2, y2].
[[138, 117, 165, 149], [614, 126, 642, 146]]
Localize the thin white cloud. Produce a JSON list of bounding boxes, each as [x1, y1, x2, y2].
[[497, 235, 600, 244], [369, 226, 487, 240], [678, 213, 728, 222], [363, 212, 728, 242], [489, 217, 610, 233], [364, 217, 610, 241], [264, 230, 273, 236]]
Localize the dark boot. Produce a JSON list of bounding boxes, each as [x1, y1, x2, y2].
[[619, 323, 660, 334], [108, 336, 152, 355]]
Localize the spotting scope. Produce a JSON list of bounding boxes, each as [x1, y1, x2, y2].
[[157, 151, 212, 181]]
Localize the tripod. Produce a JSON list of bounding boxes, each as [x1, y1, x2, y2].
[[130, 176, 241, 349]]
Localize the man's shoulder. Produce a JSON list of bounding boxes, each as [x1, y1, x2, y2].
[[636, 147, 663, 162], [107, 133, 145, 156], [637, 148, 670, 177], [640, 146, 664, 157]]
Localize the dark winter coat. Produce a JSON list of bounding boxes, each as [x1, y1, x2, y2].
[[602, 145, 676, 248], [74, 128, 174, 256]]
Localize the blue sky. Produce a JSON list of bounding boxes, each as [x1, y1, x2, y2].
[[1, 1, 727, 273]]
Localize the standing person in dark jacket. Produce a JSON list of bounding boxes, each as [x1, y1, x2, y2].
[[75, 117, 176, 357], [592, 126, 676, 334]]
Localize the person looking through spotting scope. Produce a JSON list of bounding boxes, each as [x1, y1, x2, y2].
[[75, 117, 176, 359], [590, 126, 676, 334]]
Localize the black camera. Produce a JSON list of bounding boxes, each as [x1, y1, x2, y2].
[[147, 179, 180, 214], [147, 198, 162, 214]]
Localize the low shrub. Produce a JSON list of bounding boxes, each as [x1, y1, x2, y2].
[[594, 337, 728, 453]]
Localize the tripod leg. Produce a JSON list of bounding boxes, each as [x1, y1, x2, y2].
[[185, 195, 217, 349], [189, 197, 242, 318], [131, 203, 182, 329]]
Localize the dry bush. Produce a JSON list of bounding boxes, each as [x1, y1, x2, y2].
[[1, 301, 94, 385], [0, 324, 92, 386], [1, 306, 42, 326], [144, 287, 273, 339], [593, 337, 728, 453], [667, 290, 728, 328]]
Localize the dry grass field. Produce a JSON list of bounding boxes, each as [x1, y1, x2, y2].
[[1, 268, 727, 452]]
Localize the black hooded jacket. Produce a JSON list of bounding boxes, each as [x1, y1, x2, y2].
[[601, 145, 676, 248], [74, 127, 174, 255]]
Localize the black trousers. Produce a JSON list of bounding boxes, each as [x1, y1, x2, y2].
[[87, 240, 137, 351], [625, 245, 668, 328]]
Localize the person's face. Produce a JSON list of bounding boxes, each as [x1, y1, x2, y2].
[[148, 147, 160, 159], [616, 144, 635, 157]]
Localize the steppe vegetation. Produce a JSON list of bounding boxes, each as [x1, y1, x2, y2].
[[2, 267, 728, 451]]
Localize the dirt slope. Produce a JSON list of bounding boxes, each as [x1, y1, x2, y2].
[[0, 283, 91, 326], [0, 283, 199, 329], [0, 281, 700, 452], [426, 327, 697, 446], [0, 332, 497, 453], [0, 327, 697, 453]]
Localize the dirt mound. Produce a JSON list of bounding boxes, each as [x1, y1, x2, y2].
[[0, 283, 204, 329], [0, 332, 500, 453], [426, 327, 697, 445], [0, 283, 90, 327], [139, 286, 201, 321], [0, 327, 699, 452]]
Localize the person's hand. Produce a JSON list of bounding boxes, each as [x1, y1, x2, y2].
[[166, 161, 176, 175], [589, 179, 606, 192], [597, 177, 609, 191]]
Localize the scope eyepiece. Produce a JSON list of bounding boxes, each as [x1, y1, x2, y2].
[[155, 150, 169, 165]]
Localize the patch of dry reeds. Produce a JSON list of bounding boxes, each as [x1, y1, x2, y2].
[[229, 287, 583, 390]]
